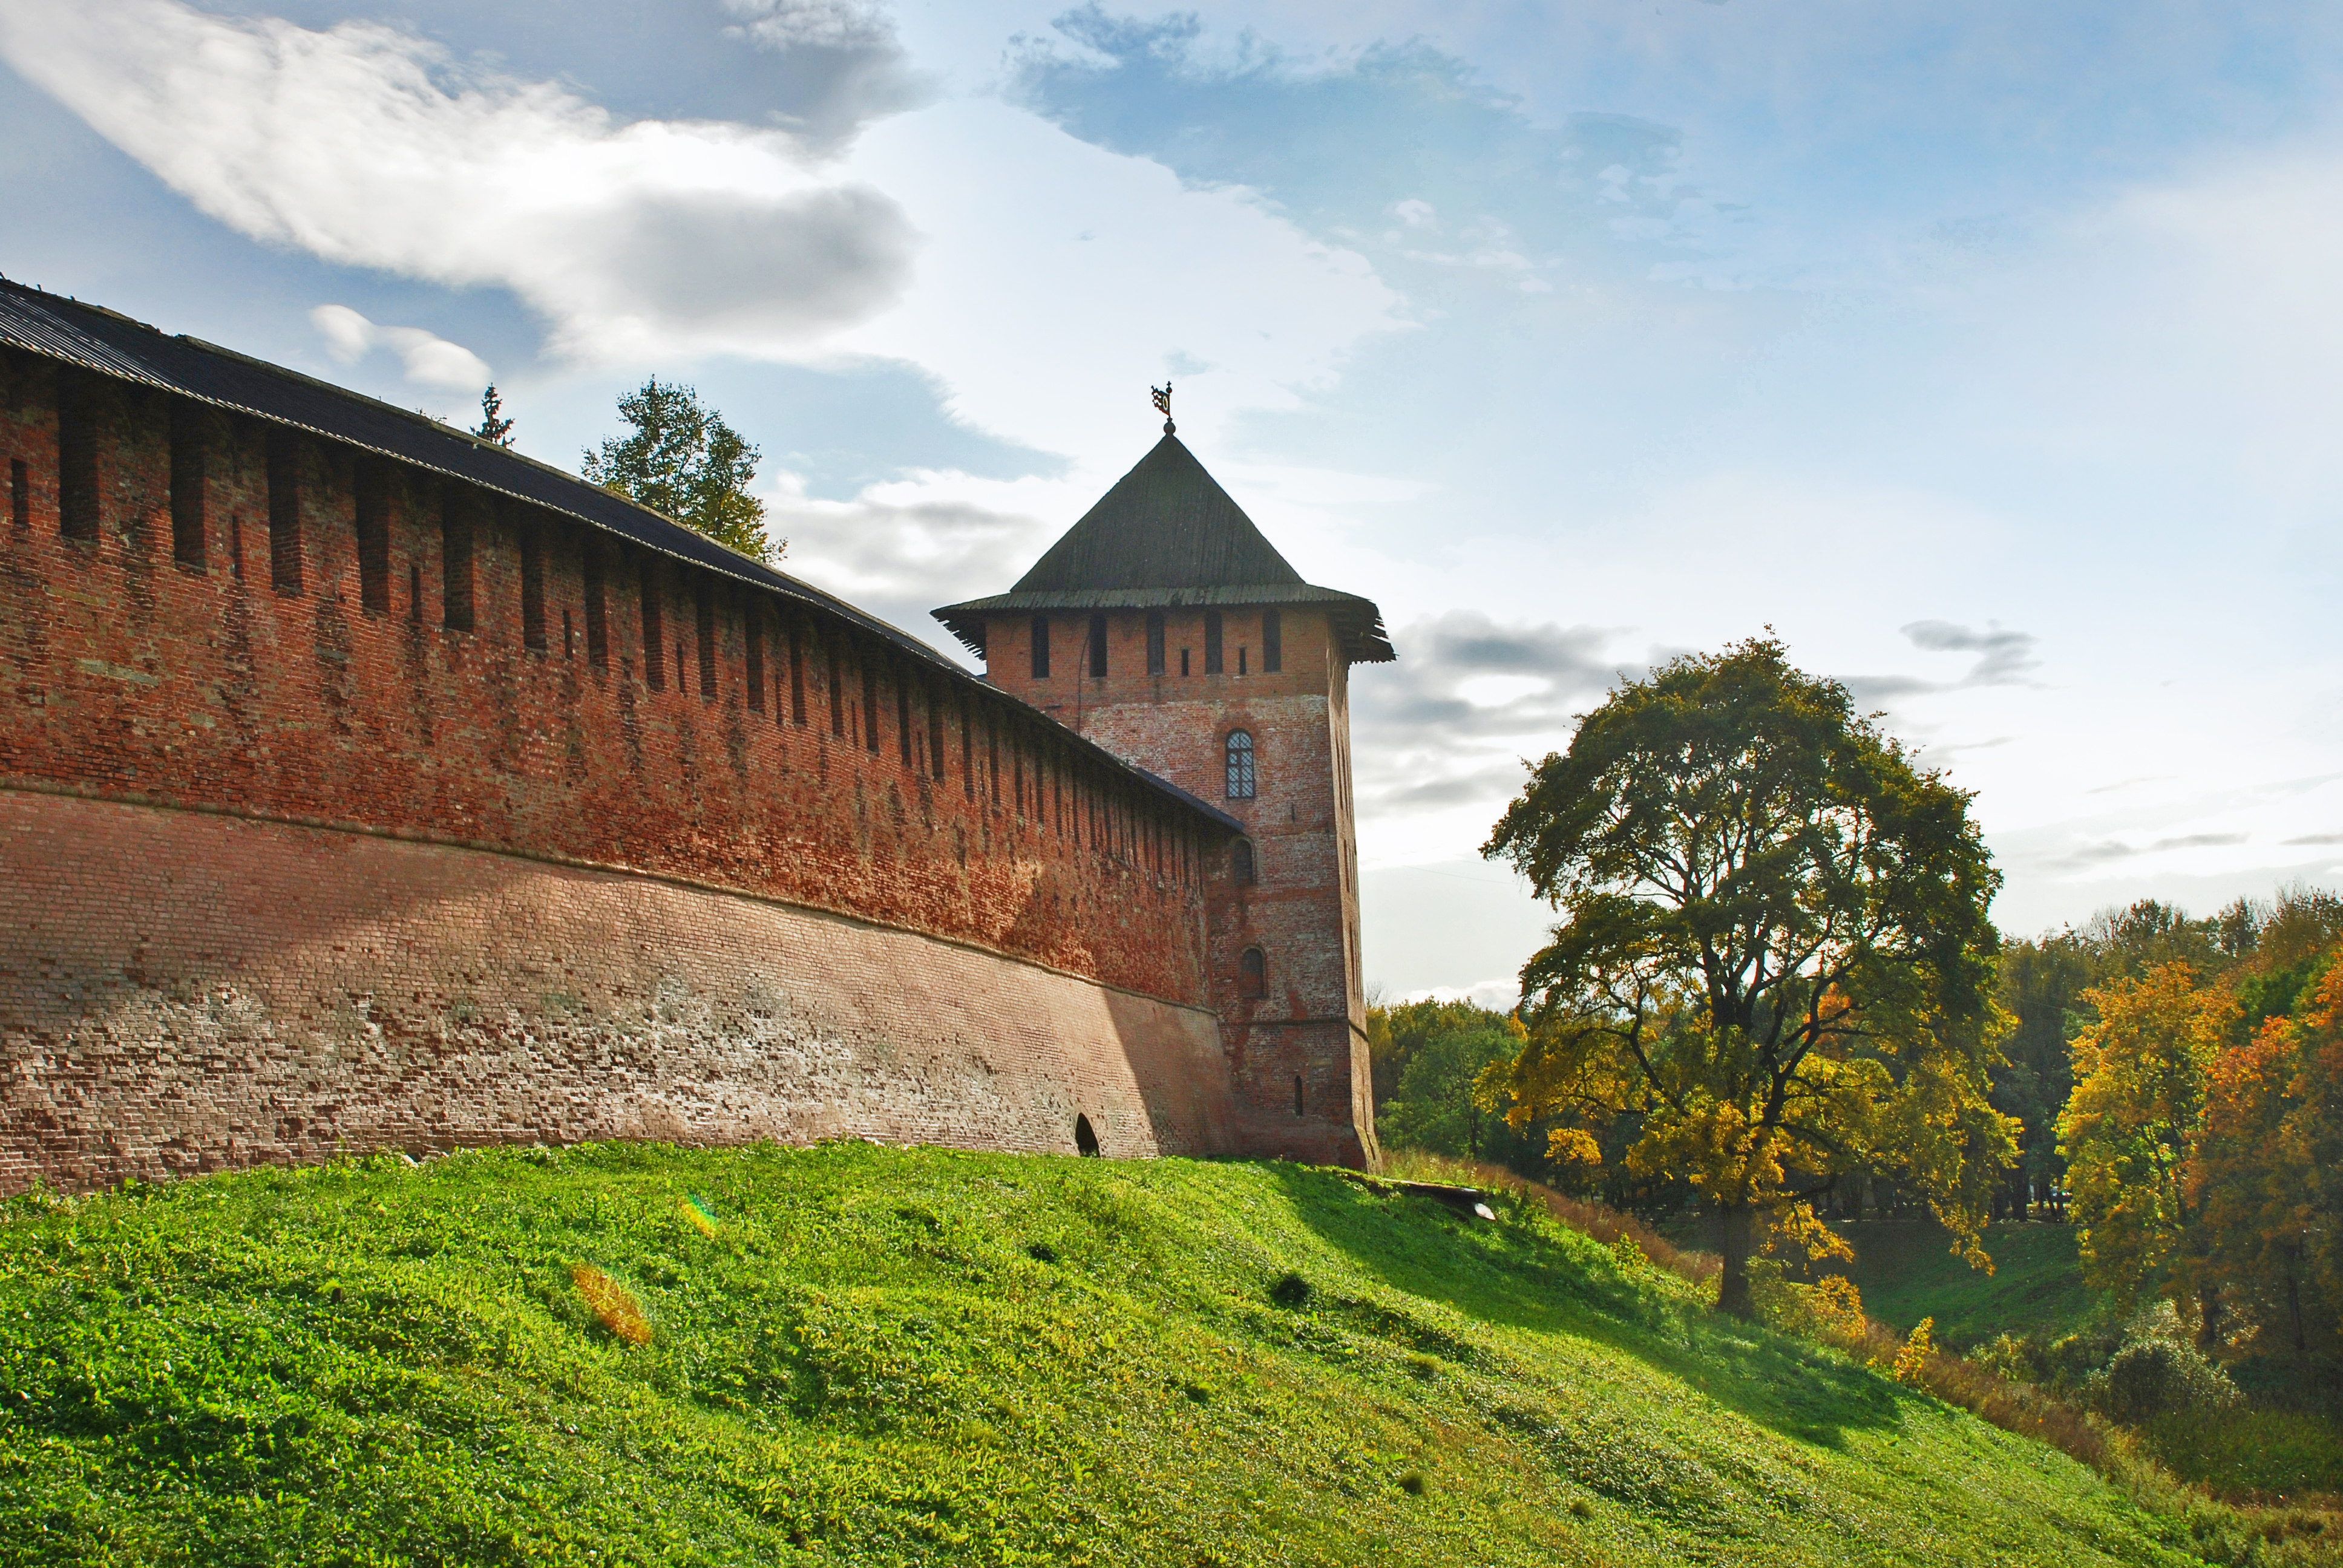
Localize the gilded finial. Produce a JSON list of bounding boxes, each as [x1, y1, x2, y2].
[[1151, 381, 1173, 435]]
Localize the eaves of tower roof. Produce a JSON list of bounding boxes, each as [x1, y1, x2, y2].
[[932, 431, 1396, 665]]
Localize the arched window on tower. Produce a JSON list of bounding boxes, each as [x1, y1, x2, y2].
[[1239, 946, 1267, 998], [1225, 730, 1256, 799], [1231, 838, 1256, 885]]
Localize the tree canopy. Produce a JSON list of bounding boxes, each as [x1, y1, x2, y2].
[[582, 378, 778, 563], [2057, 964, 2232, 1322], [1376, 1017, 1527, 1164], [1481, 636, 2013, 1317]]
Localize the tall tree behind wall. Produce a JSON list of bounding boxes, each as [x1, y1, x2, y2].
[[583, 378, 780, 564]]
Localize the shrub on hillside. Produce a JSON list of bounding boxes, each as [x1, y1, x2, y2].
[[2088, 1336, 2242, 1425]]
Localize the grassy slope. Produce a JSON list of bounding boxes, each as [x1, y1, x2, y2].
[[1836, 1221, 2100, 1349], [0, 1145, 2208, 1567]]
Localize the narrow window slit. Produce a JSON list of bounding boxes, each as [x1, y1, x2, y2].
[[440, 488, 473, 630], [57, 377, 99, 543], [896, 662, 914, 767], [744, 601, 765, 713], [267, 428, 303, 593], [929, 679, 946, 780], [583, 544, 609, 668], [788, 613, 807, 725], [640, 562, 664, 687], [355, 460, 389, 612], [828, 636, 845, 736], [695, 581, 716, 702], [520, 523, 546, 650], [169, 403, 207, 570], [862, 652, 880, 753]]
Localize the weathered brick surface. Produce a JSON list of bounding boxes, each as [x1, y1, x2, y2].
[[0, 347, 1245, 1192], [985, 607, 1375, 1167], [0, 791, 1234, 1192], [0, 349, 1216, 1005]]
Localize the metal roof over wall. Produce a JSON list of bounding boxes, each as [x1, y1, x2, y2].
[[0, 277, 1239, 834]]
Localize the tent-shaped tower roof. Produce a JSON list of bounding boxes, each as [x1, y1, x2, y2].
[[934, 432, 1394, 664]]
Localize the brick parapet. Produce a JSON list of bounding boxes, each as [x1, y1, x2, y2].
[[0, 347, 1220, 1008]]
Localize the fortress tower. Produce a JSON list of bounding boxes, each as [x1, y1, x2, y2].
[[937, 416, 1394, 1167]]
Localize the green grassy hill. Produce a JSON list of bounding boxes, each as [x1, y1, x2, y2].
[[0, 1144, 2214, 1566], [1833, 1221, 2100, 1350]]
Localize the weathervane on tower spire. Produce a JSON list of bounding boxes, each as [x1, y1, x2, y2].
[[1152, 381, 1174, 435]]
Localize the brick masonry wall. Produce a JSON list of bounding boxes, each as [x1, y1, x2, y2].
[[0, 348, 1245, 1190], [0, 350, 1220, 1001], [0, 790, 1235, 1194], [984, 606, 1377, 1168]]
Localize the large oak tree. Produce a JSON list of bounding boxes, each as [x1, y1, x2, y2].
[[1483, 637, 2014, 1317]]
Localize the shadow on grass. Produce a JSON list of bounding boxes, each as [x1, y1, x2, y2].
[[1265, 1163, 1903, 1451]]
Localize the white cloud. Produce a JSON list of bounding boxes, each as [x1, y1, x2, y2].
[[307, 303, 490, 390], [719, 0, 894, 53], [828, 97, 1404, 460], [0, 0, 915, 363], [0, 0, 1401, 465], [310, 303, 374, 364], [1389, 197, 1437, 231]]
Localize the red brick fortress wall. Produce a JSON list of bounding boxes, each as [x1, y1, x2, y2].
[[986, 606, 1376, 1168], [0, 791, 1234, 1193], [0, 346, 1237, 1191]]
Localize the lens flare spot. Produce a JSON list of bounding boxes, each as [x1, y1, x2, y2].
[[572, 1264, 651, 1345], [681, 1194, 718, 1237]]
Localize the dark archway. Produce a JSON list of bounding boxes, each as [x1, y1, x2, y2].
[[1240, 946, 1267, 998], [1074, 1113, 1102, 1157]]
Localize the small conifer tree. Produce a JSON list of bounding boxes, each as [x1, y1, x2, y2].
[[473, 384, 515, 447]]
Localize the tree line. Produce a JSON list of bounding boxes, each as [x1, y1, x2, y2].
[[1372, 633, 2343, 1354]]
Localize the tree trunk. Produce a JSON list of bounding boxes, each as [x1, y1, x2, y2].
[[2197, 1282, 2222, 1351], [2287, 1252, 2307, 1353], [1716, 1206, 1757, 1319]]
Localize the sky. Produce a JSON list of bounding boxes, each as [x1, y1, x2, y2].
[[4, 0, 2340, 1007]]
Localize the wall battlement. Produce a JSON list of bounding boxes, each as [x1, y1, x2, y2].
[[0, 347, 1217, 1002]]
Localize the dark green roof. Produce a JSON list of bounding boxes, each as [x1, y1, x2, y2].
[[1014, 434, 1303, 591], [934, 433, 1395, 665]]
